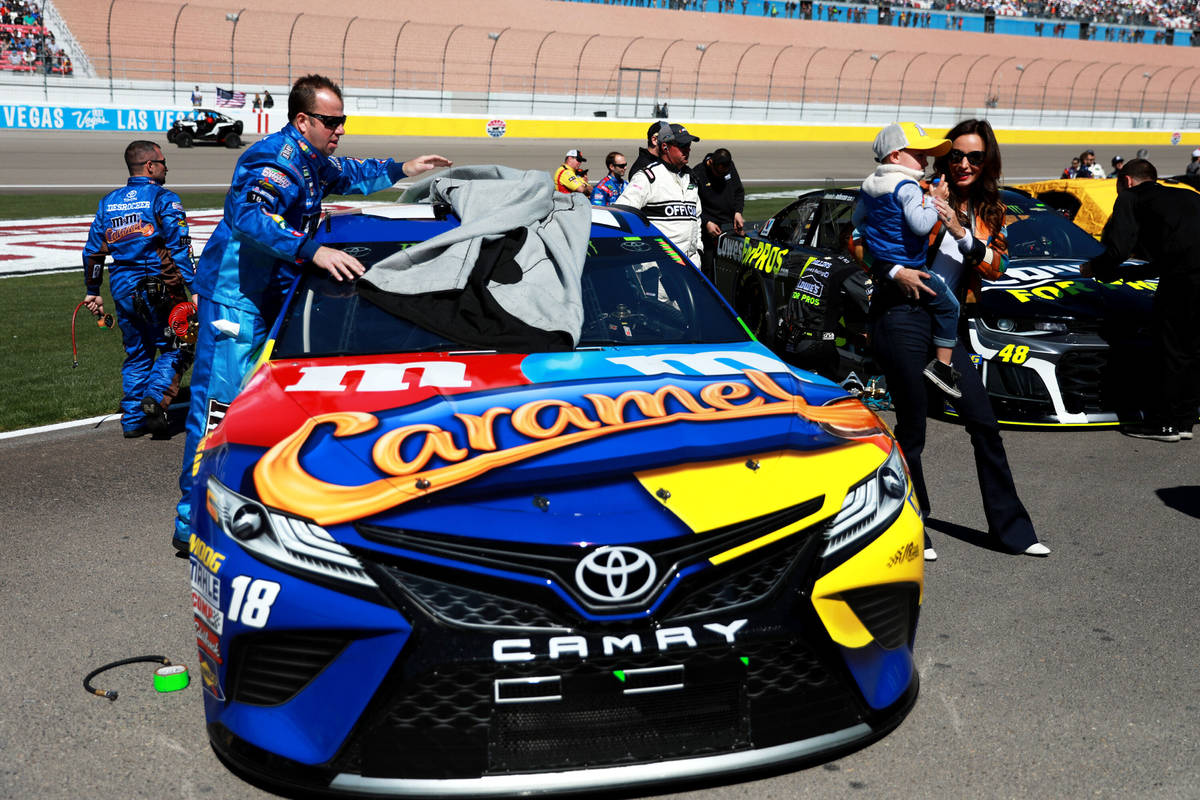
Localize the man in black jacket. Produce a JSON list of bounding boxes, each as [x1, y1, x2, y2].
[[692, 148, 745, 277], [628, 122, 664, 178], [1081, 158, 1200, 441]]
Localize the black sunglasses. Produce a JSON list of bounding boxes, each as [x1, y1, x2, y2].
[[307, 112, 347, 130], [138, 159, 166, 167], [948, 148, 985, 166]]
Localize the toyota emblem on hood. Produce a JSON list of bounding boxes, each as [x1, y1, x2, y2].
[[575, 546, 657, 603]]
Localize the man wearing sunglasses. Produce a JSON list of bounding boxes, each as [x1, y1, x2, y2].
[[172, 73, 451, 556], [82, 140, 196, 439], [615, 122, 704, 263], [590, 151, 628, 206]]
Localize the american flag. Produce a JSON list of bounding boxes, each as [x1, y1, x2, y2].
[[215, 87, 245, 108]]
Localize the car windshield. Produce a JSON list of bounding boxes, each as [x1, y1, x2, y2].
[[1002, 191, 1105, 260], [273, 235, 748, 357]]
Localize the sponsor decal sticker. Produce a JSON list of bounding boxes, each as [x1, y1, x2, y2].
[[487, 119, 507, 138], [189, 534, 226, 573], [887, 542, 921, 567], [260, 167, 292, 188], [198, 649, 224, 700], [195, 618, 222, 662], [192, 588, 224, 635], [190, 557, 221, 607], [104, 213, 155, 243]]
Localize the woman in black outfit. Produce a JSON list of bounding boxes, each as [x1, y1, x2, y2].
[[868, 118, 1050, 561]]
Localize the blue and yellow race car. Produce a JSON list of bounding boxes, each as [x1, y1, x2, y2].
[[189, 202, 924, 797]]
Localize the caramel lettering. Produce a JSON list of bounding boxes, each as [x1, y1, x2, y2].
[[254, 370, 883, 525]]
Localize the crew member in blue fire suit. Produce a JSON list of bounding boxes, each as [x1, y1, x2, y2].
[[172, 73, 451, 554], [83, 140, 196, 438]]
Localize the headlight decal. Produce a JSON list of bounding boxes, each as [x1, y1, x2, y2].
[[207, 478, 377, 588], [821, 444, 907, 558]]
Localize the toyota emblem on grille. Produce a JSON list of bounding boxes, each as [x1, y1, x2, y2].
[[575, 546, 657, 603]]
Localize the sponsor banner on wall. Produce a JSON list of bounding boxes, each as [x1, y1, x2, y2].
[[0, 105, 202, 131]]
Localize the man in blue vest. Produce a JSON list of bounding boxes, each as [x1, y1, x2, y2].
[[172, 73, 451, 555]]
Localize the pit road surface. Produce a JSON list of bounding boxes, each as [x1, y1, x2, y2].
[[2, 415, 1197, 798]]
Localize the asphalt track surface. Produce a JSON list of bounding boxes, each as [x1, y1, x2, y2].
[[1, 129, 1197, 190], [2, 129, 1199, 799]]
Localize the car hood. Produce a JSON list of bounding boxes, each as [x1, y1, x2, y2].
[[207, 346, 888, 546], [977, 258, 1156, 321]]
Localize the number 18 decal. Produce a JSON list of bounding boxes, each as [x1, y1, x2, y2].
[[228, 576, 280, 628]]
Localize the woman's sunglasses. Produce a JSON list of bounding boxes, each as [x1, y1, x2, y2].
[[948, 149, 985, 166]]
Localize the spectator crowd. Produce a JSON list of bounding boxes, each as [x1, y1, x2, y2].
[[949, 0, 1197, 29], [565, 0, 1198, 34], [0, 0, 72, 74]]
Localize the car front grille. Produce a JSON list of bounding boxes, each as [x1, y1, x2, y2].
[[375, 566, 569, 630], [985, 361, 1052, 405], [1056, 350, 1107, 413], [357, 495, 825, 624], [840, 582, 920, 650], [339, 639, 862, 779], [226, 631, 351, 706], [664, 543, 800, 619]]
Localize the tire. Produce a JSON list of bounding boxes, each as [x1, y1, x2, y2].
[[176, 131, 193, 148], [166, 128, 177, 143], [223, 132, 241, 149], [735, 270, 775, 349]]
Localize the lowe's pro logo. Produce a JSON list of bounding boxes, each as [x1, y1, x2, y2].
[[575, 546, 657, 602]]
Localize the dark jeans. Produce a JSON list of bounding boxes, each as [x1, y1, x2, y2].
[[870, 301, 1038, 553], [1152, 272, 1200, 432]]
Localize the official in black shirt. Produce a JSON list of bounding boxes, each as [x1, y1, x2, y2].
[[1081, 158, 1200, 441], [692, 148, 745, 277]]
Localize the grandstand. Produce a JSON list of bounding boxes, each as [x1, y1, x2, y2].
[[28, 0, 1200, 126], [1, 1, 74, 76]]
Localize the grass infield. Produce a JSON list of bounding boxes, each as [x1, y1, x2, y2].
[[1, 186, 811, 432]]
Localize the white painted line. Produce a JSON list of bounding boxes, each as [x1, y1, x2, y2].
[[0, 413, 118, 440]]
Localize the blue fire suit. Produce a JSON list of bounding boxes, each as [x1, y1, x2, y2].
[[590, 173, 627, 206], [82, 177, 195, 435], [174, 123, 407, 546]]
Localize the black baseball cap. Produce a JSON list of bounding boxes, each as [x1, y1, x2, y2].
[[658, 122, 700, 146]]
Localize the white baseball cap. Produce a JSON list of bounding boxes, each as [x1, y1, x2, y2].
[[1192, 148, 1200, 158]]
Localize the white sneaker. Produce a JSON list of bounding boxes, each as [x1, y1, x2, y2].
[[1023, 542, 1051, 557], [924, 547, 938, 561]]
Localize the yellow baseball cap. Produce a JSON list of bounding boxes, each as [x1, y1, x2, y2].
[[873, 122, 952, 162]]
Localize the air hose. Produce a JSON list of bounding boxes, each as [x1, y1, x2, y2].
[[71, 300, 114, 368], [83, 655, 188, 701]]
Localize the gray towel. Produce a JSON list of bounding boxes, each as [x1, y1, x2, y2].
[[364, 165, 591, 344]]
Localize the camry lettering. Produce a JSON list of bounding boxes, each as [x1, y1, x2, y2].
[[492, 618, 749, 662], [254, 370, 881, 526], [283, 362, 472, 392]]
